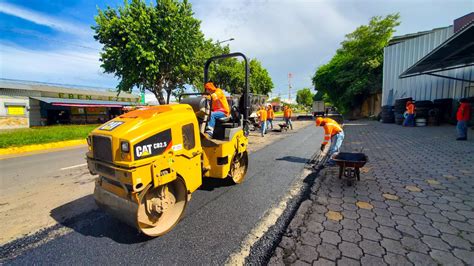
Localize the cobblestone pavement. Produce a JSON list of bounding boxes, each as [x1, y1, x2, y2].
[[269, 121, 474, 265]]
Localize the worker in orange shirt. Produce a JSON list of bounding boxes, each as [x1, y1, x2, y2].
[[204, 82, 230, 137], [456, 98, 471, 140], [403, 100, 415, 127], [266, 104, 274, 130], [316, 117, 344, 166], [283, 105, 293, 130], [256, 105, 267, 137]]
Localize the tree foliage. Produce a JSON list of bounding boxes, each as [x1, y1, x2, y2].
[[93, 0, 203, 104], [312, 14, 400, 113], [296, 88, 314, 107]]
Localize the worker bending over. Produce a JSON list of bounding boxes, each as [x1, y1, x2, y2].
[[204, 82, 230, 137], [316, 117, 344, 166], [256, 105, 267, 137], [283, 106, 293, 130], [267, 104, 274, 130]]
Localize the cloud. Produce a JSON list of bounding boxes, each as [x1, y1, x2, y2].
[[0, 2, 91, 38], [0, 42, 116, 88]]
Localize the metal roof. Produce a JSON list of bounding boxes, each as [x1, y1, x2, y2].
[[0, 79, 139, 99], [399, 22, 474, 81], [32, 97, 135, 107]]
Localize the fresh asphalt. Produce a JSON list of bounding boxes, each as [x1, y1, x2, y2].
[[4, 125, 322, 264]]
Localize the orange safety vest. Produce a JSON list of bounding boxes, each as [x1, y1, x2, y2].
[[267, 108, 274, 119], [322, 118, 343, 145], [283, 108, 292, 118], [210, 88, 230, 116], [257, 109, 267, 122], [406, 103, 415, 115]]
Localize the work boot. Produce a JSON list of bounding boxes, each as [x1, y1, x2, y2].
[[456, 137, 467, 141]]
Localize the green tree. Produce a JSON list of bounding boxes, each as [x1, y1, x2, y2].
[[296, 88, 314, 107], [93, 0, 204, 104], [312, 14, 400, 113]]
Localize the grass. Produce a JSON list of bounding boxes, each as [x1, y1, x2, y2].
[[0, 124, 99, 148]]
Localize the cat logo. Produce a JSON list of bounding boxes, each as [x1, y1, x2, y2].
[[136, 144, 152, 158], [100, 121, 124, 131]]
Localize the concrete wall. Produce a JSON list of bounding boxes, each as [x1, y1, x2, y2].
[[382, 26, 474, 106]]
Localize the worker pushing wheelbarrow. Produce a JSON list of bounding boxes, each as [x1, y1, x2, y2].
[[315, 117, 368, 186]]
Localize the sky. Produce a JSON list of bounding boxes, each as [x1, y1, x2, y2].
[[0, 0, 472, 102]]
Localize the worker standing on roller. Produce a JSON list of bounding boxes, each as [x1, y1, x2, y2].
[[267, 104, 274, 130], [283, 105, 293, 130], [256, 105, 267, 137], [316, 117, 344, 166], [403, 100, 415, 127], [204, 82, 230, 137]]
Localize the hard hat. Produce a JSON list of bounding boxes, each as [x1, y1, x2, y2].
[[316, 117, 323, 126], [204, 82, 216, 92]]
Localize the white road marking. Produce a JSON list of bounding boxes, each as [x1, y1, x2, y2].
[[60, 163, 87, 171]]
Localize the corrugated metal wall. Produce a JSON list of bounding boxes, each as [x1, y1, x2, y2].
[[382, 26, 474, 106]]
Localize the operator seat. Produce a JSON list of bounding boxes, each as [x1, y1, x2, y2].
[[180, 96, 210, 134]]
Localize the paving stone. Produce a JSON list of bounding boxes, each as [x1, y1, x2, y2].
[[300, 231, 322, 248], [408, 214, 431, 224], [406, 252, 437, 266], [378, 225, 402, 240], [306, 221, 324, 233], [374, 215, 396, 227], [372, 207, 391, 217], [341, 203, 357, 211], [459, 231, 474, 244], [357, 209, 375, 218], [441, 211, 467, 222], [327, 204, 343, 212], [279, 236, 296, 253], [388, 206, 409, 216], [392, 215, 414, 226], [336, 256, 360, 266], [421, 235, 450, 251], [313, 205, 328, 213], [320, 231, 341, 245], [341, 210, 359, 220], [357, 217, 378, 229], [359, 239, 385, 257], [403, 205, 425, 215], [418, 204, 440, 213], [293, 260, 311, 266], [317, 243, 341, 261], [413, 224, 440, 237], [440, 233, 471, 249], [295, 244, 319, 263], [380, 239, 407, 255], [383, 252, 412, 266], [429, 249, 464, 266], [311, 258, 335, 266], [424, 212, 449, 223], [359, 227, 382, 241], [452, 248, 474, 264], [400, 236, 429, 254], [340, 218, 361, 230], [338, 241, 363, 260], [431, 222, 459, 234], [322, 220, 342, 232], [360, 254, 387, 266], [339, 229, 362, 243], [450, 220, 474, 232]]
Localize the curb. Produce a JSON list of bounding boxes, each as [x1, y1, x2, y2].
[[0, 139, 87, 156]]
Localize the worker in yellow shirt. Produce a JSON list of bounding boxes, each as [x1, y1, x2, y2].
[[266, 104, 274, 130], [316, 117, 344, 166], [204, 82, 230, 137], [256, 105, 267, 137]]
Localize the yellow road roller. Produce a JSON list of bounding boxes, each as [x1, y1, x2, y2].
[[86, 53, 251, 236]]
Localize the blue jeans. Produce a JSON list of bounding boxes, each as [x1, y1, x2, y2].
[[267, 119, 273, 130], [457, 120, 467, 139], [328, 132, 345, 163], [403, 114, 415, 127], [285, 118, 293, 129], [208, 111, 226, 130], [260, 120, 267, 136]]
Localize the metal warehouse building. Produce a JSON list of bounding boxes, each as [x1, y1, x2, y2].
[[382, 13, 474, 106], [0, 79, 140, 129]]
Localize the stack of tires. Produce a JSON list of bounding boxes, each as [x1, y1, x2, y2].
[[414, 100, 433, 118], [380, 105, 394, 123], [433, 98, 453, 124], [394, 98, 412, 125], [427, 108, 440, 126]]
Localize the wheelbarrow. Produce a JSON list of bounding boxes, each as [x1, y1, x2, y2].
[[332, 152, 368, 186]]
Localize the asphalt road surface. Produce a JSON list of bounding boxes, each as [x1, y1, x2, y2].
[[1, 146, 88, 189], [5, 125, 321, 264]]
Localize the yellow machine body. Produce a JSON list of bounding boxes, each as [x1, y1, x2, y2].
[[86, 104, 248, 236]]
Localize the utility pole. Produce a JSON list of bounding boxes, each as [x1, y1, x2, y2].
[[288, 73, 293, 102]]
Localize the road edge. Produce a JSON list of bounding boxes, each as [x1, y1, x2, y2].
[[0, 139, 87, 157]]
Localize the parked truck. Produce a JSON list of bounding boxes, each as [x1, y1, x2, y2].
[[312, 101, 325, 117]]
